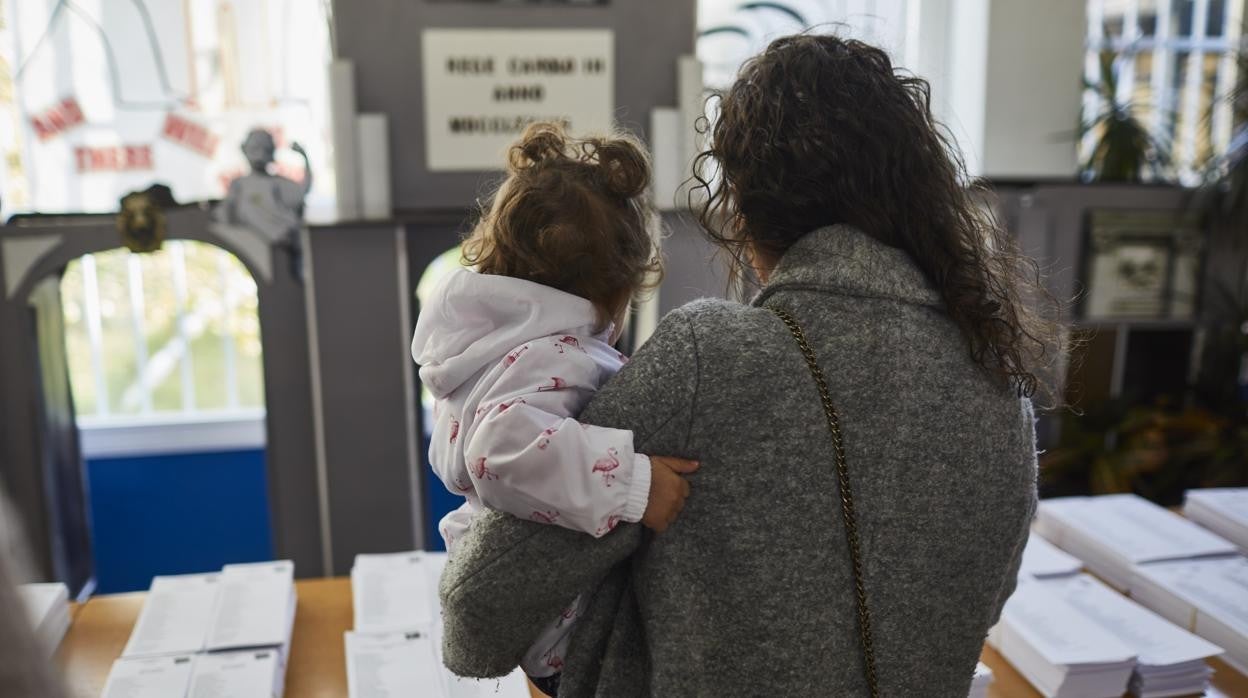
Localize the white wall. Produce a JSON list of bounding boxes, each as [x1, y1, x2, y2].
[[931, 0, 1085, 179], [980, 0, 1086, 178]]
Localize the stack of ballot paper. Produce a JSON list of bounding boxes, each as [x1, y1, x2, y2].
[[1018, 532, 1083, 579], [1184, 488, 1248, 552], [345, 551, 530, 698], [988, 578, 1137, 697], [1035, 494, 1238, 590], [18, 582, 71, 655], [102, 650, 285, 698], [1130, 556, 1248, 676], [105, 560, 296, 697], [350, 551, 436, 634], [1041, 574, 1222, 698], [968, 662, 993, 698]]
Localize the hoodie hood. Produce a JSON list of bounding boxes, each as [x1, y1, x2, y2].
[[412, 267, 604, 397]]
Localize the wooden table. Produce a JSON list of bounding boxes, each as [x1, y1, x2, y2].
[[56, 577, 1248, 697]]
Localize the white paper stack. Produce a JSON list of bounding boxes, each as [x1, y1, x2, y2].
[[123, 573, 221, 657], [967, 661, 993, 698], [188, 649, 286, 698], [1184, 488, 1248, 552], [1035, 494, 1238, 590], [102, 655, 196, 698], [1130, 556, 1248, 676], [1018, 532, 1083, 579], [111, 561, 296, 697], [346, 551, 529, 698], [1040, 574, 1222, 698], [17, 582, 71, 655], [102, 650, 286, 698], [207, 561, 297, 656], [988, 579, 1137, 697], [350, 551, 436, 634]]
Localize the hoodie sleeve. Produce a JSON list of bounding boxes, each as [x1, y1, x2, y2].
[[439, 309, 701, 681], [461, 336, 651, 537]]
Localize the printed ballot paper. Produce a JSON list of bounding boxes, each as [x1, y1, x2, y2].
[[206, 561, 297, 652], [351, 552, 436, 633], [123, 574, 221, 657], [1041, 574, 1222, 698], [187, 649, 285, 698], [1035, 494, 1238, 590], [1184, 488, 1248, 553], [102, 650, 285, 698], [109, 560, 296, 697], [1018, 533, 1083, 579], [346, 551, 530, 698], [102, 655, 196, 698], [988, 578, 1137, 697], [1131, 556, 1248, 676], [345, 630, 530, 698]]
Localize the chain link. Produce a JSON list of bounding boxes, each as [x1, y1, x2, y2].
[[769, 305, 880, 697]]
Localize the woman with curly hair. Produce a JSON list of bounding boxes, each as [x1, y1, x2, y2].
[[436, 34, 1062, 697]]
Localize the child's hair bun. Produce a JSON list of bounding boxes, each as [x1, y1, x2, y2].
[[593, 138, 650, 199], [509, 123, 568, 171], [507, 122, 651, 201]]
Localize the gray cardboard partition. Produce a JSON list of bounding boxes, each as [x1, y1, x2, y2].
[[305, 217, 463, 572]]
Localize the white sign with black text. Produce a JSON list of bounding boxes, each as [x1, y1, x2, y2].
[[421, 29, 615, 171]]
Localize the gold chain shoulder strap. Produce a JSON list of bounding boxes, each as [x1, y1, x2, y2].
[[768, 305, 880, 697]]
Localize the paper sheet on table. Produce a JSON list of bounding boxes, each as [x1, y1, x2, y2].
[[1039, 573, 1223, 665], [1185, 489, 1248, 526], [1018, 533, 1082, 578], [187, 649, 282, 698], [1134, 557, 1248, 637], [122, 574, 220, 657], [998, 578, 1136, 666], [346, 631, 443, 698], [351, 555, 435, 633], [1040, 495, 1237, 562], [102, 655, 195, 698], [206, 561, 295, 651], [345, 630, 530, 698]]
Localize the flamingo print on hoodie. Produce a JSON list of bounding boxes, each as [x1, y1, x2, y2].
[[411, 266, 651, 678]]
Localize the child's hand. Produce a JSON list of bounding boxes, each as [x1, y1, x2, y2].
[[642, 456, 700, 533]]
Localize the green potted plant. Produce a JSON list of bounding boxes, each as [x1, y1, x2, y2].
[[1080, 50, 1172, 183]]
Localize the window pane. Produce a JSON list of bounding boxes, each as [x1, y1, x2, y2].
[[61, 265, 96, 416], [92, 250, 142, 416], [62, 242, 263, 423], [1174, 0, 1196, 36], [1206, 0, 1226, 36]]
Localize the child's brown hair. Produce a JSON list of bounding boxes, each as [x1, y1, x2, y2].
[[463, 122, 662, 329]]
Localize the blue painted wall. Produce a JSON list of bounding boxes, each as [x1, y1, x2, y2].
[[85, 449, 274, 593]]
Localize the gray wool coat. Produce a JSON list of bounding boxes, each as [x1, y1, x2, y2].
[[438, 225, 1039, 697]]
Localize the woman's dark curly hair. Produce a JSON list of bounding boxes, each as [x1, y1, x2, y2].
[[464, 121, 662, 330], [692, 33, 1064, 401]]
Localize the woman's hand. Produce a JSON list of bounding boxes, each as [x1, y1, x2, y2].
[[642, 456, 700, 533]]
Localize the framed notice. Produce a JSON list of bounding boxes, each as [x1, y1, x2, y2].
[[429, 1, 609, 4], [421, 29, 614, 171], [1081, 210, 1203, 321]]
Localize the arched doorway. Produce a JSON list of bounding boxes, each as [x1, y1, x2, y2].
[[59, 241, 273, 592], [0, 208, 324, 593]]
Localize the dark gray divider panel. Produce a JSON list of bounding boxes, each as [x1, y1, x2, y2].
[[332, 0, 696, 211], [307, 222, 430, 572]]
